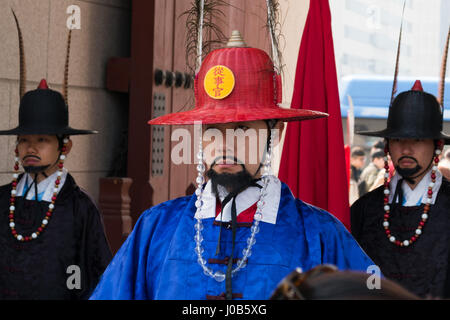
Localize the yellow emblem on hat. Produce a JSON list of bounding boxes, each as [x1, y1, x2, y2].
[[204, 65, 235, 100]]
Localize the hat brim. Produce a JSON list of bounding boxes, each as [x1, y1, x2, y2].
[[0, 126, 98, 136], [357, 128, 450, 144], [148, 106, 328, 125]]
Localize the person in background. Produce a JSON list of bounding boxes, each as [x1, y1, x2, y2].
[[371, 139, 385, 154], [349, 147, 366, 205], [438, 149, 450, 180], [350, 147, 366, 183], [358, 149, 385, 197]]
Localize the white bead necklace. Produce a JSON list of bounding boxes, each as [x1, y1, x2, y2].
[[194, 130, 275, 282]]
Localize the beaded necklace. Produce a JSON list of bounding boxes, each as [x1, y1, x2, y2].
[[382, 142, 442, 247], [9, 138, 69, 242]]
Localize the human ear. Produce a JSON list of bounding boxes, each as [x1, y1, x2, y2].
[[63, 139, 73, 155]]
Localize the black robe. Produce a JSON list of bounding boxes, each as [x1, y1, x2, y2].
[[351, 179, 450, 298], [0, 173, 112, 300]]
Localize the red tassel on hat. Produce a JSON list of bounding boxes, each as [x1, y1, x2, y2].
[[38, 79, 49, 90], [411, 80, 423, 92]]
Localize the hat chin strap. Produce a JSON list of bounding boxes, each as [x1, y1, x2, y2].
[[253, 120, 277, 178]]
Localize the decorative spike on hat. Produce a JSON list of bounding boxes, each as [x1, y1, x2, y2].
[[411, 80, 423, 92], [226, 30, 247, 48], [38, 79, 49, 90]]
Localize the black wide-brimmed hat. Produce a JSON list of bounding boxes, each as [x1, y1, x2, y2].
[[358, 80, 450, 144], [0, 10, 97, 136], [0, 79, 97, 136]]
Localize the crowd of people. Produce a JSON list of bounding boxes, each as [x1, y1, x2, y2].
[[1, 6, 449, 300]]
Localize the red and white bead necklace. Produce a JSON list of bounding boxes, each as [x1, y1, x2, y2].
[[382, 141, 443, 247], [8, 138, 69, 242]]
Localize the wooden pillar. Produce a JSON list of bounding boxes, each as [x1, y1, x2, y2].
[[127, 0, 156, 224], [99, 177, 133, 254]]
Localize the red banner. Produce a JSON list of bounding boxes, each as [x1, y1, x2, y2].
[[279, 0, 350, 230]]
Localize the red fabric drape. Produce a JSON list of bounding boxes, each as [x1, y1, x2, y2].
[[278, 0, 350, 230], [344, 145, 351, 189]]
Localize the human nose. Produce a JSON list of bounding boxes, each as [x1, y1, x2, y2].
[[215, 137, 235, 157], [399, 140, 414, 155], [210, 129, 234, 153], [26, 141, 38, 154]]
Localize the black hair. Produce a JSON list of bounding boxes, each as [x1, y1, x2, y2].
[[373, 139, 385, 150], [371, 149, 385, 160], [351, 146, 365, 158]]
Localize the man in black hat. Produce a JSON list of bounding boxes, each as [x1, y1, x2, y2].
[[351, 80, 450, 298], [0, 13, 112, 299], [0, 79, 113, 300]]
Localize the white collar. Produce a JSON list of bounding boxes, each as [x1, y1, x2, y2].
[[194, 175, 282, 225], [389, 169, 442, 206], [16, 168, 68, 202]]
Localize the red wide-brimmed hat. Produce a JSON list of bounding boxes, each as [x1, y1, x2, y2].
[[148, 31, 328, 125]]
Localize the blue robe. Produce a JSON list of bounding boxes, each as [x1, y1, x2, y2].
[[90, 182, 374, 300]]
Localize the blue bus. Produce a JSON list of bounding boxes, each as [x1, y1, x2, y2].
[[340, 75, 450, 120], [339, 75, 450, 147]]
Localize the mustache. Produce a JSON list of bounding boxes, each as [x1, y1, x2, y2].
[[211, 156, 244, 166], [22, 155, 41, 161], [398, 156, 418, 164]]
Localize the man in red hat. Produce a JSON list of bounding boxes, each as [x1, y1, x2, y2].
[[351, 80, 450, 298], [91, 31, 373, 300], [0, 13, 112, 299]]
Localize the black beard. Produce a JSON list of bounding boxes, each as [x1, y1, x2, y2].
[[395, 156, 423, 178], [394, 156, 423, 183], [395, 165, 423, 178], [23, 165, 51, 174], [206, 165, 255, 196]]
